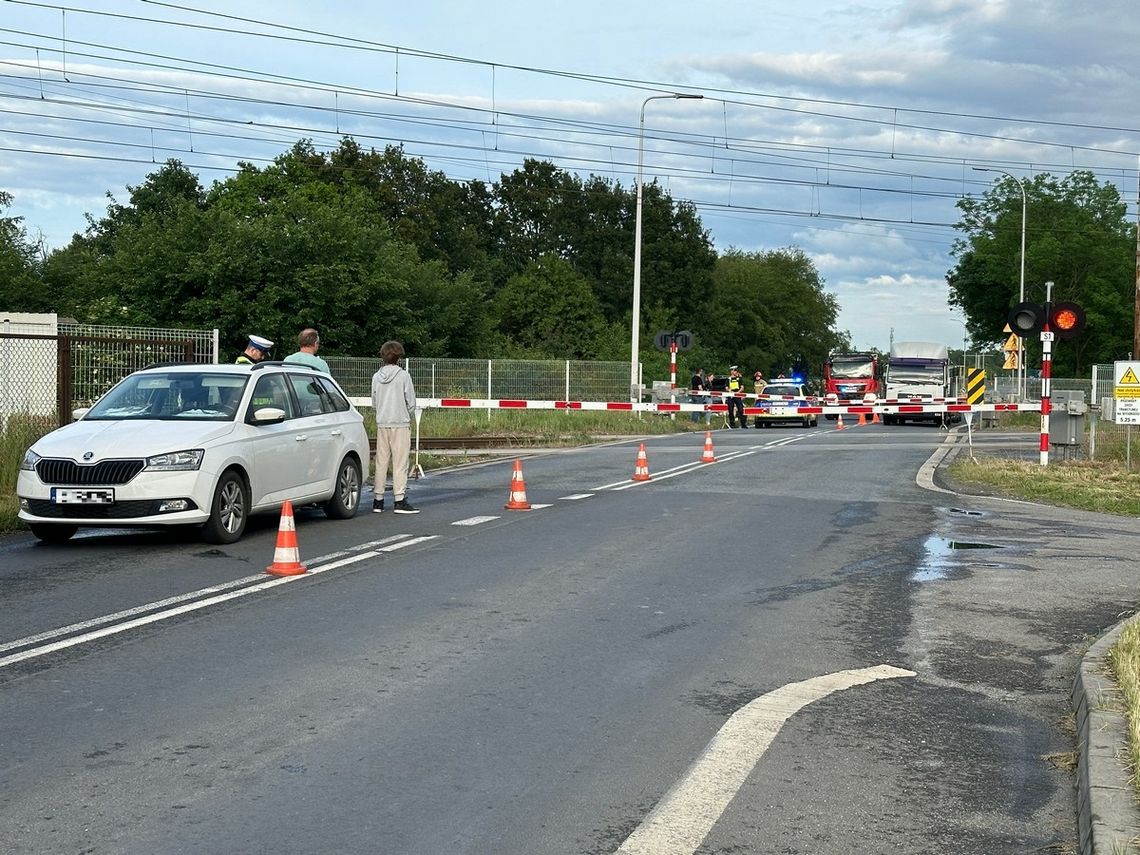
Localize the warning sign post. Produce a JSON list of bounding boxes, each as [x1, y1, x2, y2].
[[1114, 361, 1140, 425]]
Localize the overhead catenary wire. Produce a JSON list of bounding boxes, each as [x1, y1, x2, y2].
[[1, 0, 1137, 244]]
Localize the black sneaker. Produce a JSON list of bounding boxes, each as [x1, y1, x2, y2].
[[393, 498, 419, 514], [372, 500, 384, 514]]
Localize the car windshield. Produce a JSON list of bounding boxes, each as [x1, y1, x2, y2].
[[830, 358, 875, 378], [763, 385, 801, 398], [85, 372, 248, 421]]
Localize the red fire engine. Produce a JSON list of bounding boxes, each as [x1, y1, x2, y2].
[[822, 351, 880, 418]]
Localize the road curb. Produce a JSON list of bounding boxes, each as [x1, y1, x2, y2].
[[1073, 617, 1140, 854]]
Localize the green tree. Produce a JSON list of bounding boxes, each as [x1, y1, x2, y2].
[[704, 248, 842, 377], [0, 191, 44, 310], [491, 254, 606, 358], [323, 140, 494, 278], [41, 150, 489, 358], [949, 170, 1133, 374], [491, 160, 716, 354]]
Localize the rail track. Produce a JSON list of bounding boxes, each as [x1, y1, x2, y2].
[[368, 435, 537, 453]]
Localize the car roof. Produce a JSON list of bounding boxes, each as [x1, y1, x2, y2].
[[140, 362, 253, 374], [762, 381, 804, 391], [138, 361, 321, 375]]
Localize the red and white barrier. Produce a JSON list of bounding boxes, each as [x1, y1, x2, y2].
[[349, 395, 1040, 416]]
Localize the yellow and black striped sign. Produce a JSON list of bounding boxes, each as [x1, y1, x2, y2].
[[966, 368, 985, 404]]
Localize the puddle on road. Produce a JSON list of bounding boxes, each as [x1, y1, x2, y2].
[[912, 535, 1005, 582]]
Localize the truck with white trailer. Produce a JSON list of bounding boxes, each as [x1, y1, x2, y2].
[[882, 341, 950, 426]]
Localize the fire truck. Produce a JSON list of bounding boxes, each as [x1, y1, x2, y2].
[[822, 351, 880, 418]]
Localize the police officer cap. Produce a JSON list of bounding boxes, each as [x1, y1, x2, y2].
[[247, 334, 274, 352], [729, 364, 739, 370]]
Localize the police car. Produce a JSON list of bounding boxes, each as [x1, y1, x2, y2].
[[17, 361, 370, 544], [752, 381, 818, 428]]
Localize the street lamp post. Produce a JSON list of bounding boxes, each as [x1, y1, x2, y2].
[[972, 166, 1027, 401], [631, 92, 703, 400], [950, 314, 969, 400]]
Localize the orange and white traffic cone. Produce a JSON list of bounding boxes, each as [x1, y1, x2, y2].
[[700, 431, 717, 463], [872, 411, 881, 424], [504, 459, 531, 510], [836, 413, 846, 430], [857, 411, 867, 426], [266, 500, 307, 576], [631, 443, 652, 482]]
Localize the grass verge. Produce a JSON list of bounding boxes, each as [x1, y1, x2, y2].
[[945, 457, 1140, 516], [1109, 621, 1140, 797]]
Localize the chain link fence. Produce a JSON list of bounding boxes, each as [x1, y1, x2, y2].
[[325, 356, 632, 402], [1, 319, 218, 430]]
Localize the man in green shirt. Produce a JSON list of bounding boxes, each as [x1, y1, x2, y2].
[[283, 328, 331, 373]]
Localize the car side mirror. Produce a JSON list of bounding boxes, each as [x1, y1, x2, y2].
[[72, 407, 90, 420], [250, 407, 286, 425]]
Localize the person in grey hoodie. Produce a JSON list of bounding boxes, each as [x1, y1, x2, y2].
[[370, 340, 419, 514]]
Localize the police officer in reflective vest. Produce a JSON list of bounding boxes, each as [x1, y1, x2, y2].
[[236, 334, 274, 365], [726, 365, 747, 428]]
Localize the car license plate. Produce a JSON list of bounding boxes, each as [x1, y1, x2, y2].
[[51, 487, 115, 505]]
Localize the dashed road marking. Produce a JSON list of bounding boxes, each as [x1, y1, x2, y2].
[[452, 515, 501, 526], [0, 535, 438, 669]]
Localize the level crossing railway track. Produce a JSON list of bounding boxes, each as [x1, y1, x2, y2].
[[369, 435, 536, 453]]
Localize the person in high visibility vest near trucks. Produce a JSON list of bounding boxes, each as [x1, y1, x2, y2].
[[726, 365, 747, 428]]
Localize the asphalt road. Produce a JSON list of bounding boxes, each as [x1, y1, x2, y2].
[[2, 423, 1137, 854]]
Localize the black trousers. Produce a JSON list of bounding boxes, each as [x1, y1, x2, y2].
[[727, 397, 745, 427]]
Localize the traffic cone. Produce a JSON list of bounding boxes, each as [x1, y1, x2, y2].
[[857, 412, 867, 426], [266, 500, 307, 576], [700, 431, 717, 463], [872, 411, 881, 424], [836, 413, 846, 430], [504, 459, 531, 510], [632, 443, 652, 481]]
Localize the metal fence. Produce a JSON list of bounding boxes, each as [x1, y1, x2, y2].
[[0, 322, 218, 429], [326, 356, 632, 402]]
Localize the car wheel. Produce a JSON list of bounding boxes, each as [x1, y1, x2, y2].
[[324, 456, 362, 520], [203, 469, 249, 544], [802, 418, 811, 428], [29, 523, 78, 544]]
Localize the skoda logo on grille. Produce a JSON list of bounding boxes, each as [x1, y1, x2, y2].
[[82, 451, 94, 461]]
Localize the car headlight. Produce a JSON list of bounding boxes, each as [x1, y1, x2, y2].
[[20, 449, 41, 471], [145, 449, 205, 471]]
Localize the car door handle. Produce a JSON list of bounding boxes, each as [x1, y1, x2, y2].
[[295, 435, 308, 442], [330, 429, 342, 436]]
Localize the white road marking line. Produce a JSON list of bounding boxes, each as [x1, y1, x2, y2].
[[0, 534, 416, 655], [615, 664, 917, 855], [305, 534, 414, 564], [528, 503, 554, 509], [559, 493, 594, 500], [0, 536, 439, 669], [452, 515, 501, 526], [377, 536, 438, 551], [0, 574, 265, 654], [606, 451, 758, 491]]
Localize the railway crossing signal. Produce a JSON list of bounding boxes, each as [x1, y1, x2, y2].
[[1007, 300, 1086, 340]]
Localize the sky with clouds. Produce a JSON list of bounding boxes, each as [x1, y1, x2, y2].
[[2, 0, 1138, 353]]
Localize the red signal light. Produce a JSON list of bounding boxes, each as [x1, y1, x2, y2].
[[1048, 301, 1085, 340]]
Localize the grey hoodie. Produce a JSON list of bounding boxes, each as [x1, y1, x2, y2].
[[370, 364, 417, 428]]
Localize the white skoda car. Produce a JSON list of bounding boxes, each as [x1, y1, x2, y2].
[[17, 362, 370, 544]]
